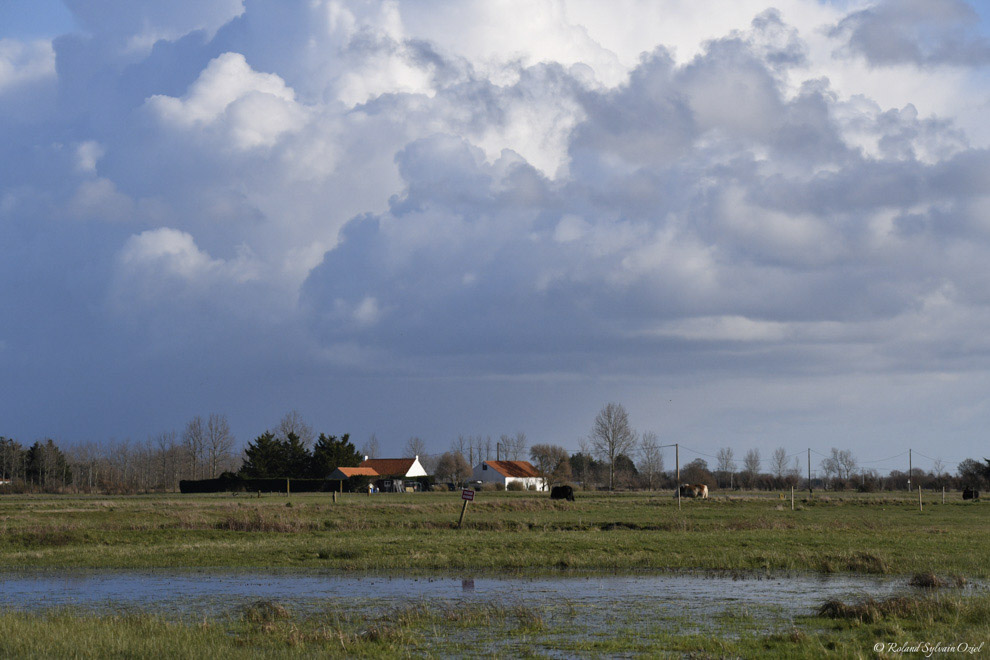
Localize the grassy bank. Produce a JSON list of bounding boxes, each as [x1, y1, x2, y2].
[[0, 490, 986, 575], [1, 592, 988, 658]]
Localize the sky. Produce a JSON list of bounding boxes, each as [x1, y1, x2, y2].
[[2, 0, 990, 474]]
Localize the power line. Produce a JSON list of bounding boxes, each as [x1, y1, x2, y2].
[[679, 445, 719, 460], [860, 451, 909, 465]]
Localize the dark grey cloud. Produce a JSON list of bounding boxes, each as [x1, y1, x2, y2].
[[4, 0, 990, 457], [830, 0, 990, 67]]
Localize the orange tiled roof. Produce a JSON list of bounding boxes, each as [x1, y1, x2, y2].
[[332, 467, 379, 477], [359, 458, 417, 477], [485, 460, 539, 478]]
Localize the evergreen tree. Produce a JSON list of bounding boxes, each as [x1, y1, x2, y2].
[[308, 433, 361, 478], [240, 431, 283, 478], [281, 432, 311, 478], [25, 439, 71, 488]]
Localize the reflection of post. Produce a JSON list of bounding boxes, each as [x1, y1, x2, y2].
[[458, 499, 469, 527]]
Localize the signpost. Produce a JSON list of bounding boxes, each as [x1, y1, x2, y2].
[[458, 489, 474, 527]]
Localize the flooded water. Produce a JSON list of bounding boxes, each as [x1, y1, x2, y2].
[[0, 569, 943, 620]]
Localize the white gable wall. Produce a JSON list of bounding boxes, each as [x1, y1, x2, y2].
[[406, 456, 428, 477], [471, 462, 546, 491]]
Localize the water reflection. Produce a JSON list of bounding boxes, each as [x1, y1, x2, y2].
[[0, 569, 948, 618]]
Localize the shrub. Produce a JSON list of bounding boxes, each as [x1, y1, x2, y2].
[[506, 481, 525, 491], [479, 482, 503, 492]]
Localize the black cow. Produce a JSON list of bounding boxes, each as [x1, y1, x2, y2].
[[963, 488, 980, 500], [550, 485, 575, 501]]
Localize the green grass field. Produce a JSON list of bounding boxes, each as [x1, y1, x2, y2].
[[1, 490, 988, 657], [0, 490, 986, 575]]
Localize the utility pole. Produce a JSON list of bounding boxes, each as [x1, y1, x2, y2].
[[807, 448, 811, 494], [908, 449, 912, 492], [675, 443, 680, 484]]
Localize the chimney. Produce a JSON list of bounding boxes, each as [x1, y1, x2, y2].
[[363, 455, 369, 462]]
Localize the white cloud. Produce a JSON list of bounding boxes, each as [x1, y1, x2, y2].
[[147, 52, 308, 149], [75, 141, 105, 174], [0, 39, 55, 93], [118, 227, 224, 280]]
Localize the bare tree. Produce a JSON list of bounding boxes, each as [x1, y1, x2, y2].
[[837, 449, 857, 480], [206, 413, 235, 478], [637, 431, 664, 491], [464, 435, 490, 464], [770, 447, 789, 479], [277, 410, 315, 448], [498, 432, 527, 461], [820, 448, 857, 485], [529, 444, 572, 489], [716, 447, 736, 489], [590, 402, 637, 491], [434, 452, 472, 486], [182, 416, 206, 480], [743, 449, 761, 487], [154, 430, 179, 490], [361, 434, 380, 459], [405, 436, 427, 458]]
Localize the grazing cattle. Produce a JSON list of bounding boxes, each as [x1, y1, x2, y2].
[[550, 485, 575, 501], [678, 484, 709, 499], [963, 488, 980, 501]]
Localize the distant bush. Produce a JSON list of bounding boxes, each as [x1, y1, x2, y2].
[[479, 482, 503, 492], [506, 481, 525, 491]]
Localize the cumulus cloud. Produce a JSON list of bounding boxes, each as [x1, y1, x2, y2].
[[0, 39, 55, 92], [64, 0, 244, 48], [302, 11, 990, 381], [147, 52, 308, 149], [5, 0, 990, 452], [830, 0, 990, 67]]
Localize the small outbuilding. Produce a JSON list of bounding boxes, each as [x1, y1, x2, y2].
[[471, 460, 545, 491], [327, 466, 379, 492]]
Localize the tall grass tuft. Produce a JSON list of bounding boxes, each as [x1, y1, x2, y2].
[[242, 600, 291, 623]]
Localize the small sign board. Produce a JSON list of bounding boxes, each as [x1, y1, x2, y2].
[[461, 489, 475, 501]]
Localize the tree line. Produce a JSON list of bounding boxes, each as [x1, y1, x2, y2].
[[3, 404, 989, 493]]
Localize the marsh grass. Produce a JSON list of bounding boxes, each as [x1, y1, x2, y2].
[[0, 491, 987, 576], [2, 594, 989, 658]]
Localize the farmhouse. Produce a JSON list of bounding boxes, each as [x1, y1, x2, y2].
[[358, 456, 429, 492], [472, 460, 546, 491]]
